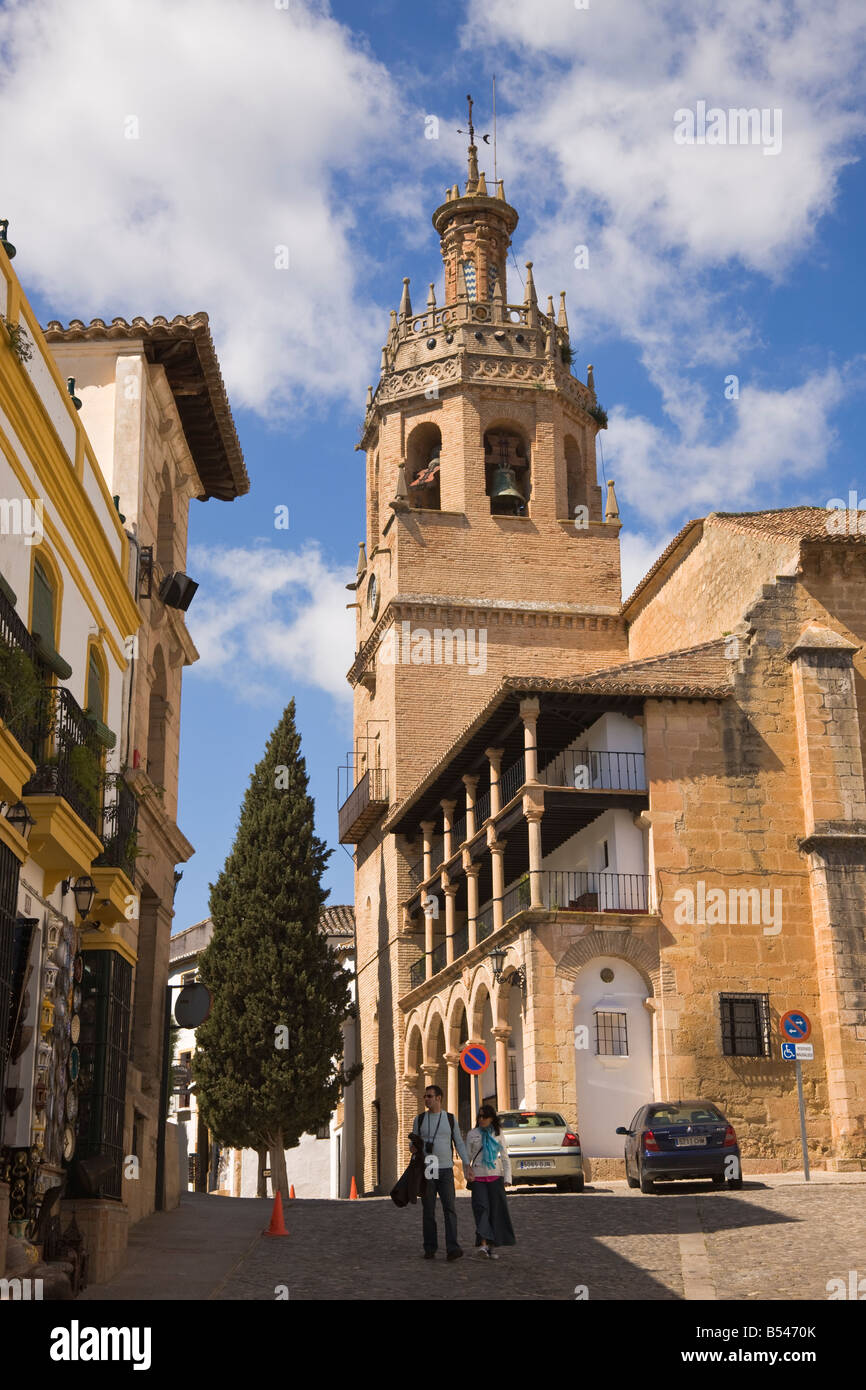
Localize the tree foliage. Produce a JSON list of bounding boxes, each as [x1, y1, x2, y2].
[[193, 700, 355, 1193]]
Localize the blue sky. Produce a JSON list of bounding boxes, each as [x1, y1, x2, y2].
[[2, 0, 865, 926]]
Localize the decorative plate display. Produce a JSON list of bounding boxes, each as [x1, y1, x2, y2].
[[72, 986, 82, 1012], [62, 1125, 76, 1161], [73, 954, 83, 982], [70, 1014, 80, 1044], [68, 1047, 80, 1082], [65, 1088, 78, 1122]]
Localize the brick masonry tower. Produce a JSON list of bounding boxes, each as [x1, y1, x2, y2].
[[343, 118, 631, 1192]]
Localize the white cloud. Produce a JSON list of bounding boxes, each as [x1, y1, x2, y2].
[[0, 0, 403, 416], [186, 541, 355, 704]]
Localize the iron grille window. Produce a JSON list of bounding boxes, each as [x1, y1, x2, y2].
[[508, 1053, 519, 1110], [316, 1123, 330, 1140], [372, 1099, 381, 1190], [720, 992, 771, 1057], [595, 1010, 629, 1056], [75, 949, 132, 1199], [0, 841, 22, 1095]]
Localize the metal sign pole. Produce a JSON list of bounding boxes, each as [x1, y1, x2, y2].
[[795, 1059, 810, 1182]]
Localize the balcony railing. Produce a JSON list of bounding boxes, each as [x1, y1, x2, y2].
[[499, 756, 525, 807], [94, 775, 139, 883], [338, 765, 389, 844], [474, 789, 491, 827], [540, 870, 651, 913], [407, 854, 425, 888], [409, 957, 426, 990], [476, 904, 494, 943], [431, 940, 448, 975], [23, 685, 103, 834], [453, 925, 469, 959], [502, 877, 532, 922], [0, 585, 41, 743], [538, 749, 646, 791], [452, 814, 467, 849]]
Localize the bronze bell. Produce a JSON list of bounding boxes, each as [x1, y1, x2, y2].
[[490, 464, 524, 505]]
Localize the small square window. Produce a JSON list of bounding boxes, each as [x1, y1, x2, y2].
[[595, 1010, 628, 1056], [720, 993, 771, 1057]]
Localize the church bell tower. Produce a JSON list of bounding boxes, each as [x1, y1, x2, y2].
[[345, 102, 628, 1192]]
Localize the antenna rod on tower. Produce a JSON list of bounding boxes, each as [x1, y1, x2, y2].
[[493, 74, 497, 185]]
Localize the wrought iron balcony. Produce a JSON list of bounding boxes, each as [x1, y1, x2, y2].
[[476, 904, 494, 943], [452, 813, 467, 848], [409, 956, 426, 991], [539, 869, 651, 913], [407, 854, 425, 888], [338, 764, 389, 844], [473, 789, 491, 828], [431, 940, 448, 975], [94, 775, 139, 882], [498, 756, 525, 807], [453, 925, 469, 959], [22, 685, 103, 834], [538, 749, 646, 791]]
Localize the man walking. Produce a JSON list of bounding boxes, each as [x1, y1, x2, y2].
[[412, 1084, 470, 1261]]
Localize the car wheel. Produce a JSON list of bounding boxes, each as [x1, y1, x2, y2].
[[571, 1174, 585, 1193], [555, 1180, 570, 1192], [726, 1174, 743, 1190], [626, 1173, 639, 1189], [639, 1163, 655, 1194], [711, 1175, 725, 1188]]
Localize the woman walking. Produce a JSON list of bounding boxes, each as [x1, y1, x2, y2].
[[466, 1104, 516, 1259]]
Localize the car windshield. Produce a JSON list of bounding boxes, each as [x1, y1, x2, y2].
[[647, 1104, 724, 1126], [500, 1112, 565, 1129]]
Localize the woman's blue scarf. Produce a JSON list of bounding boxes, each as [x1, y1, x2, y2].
[[480, 1125, 501, 1166]]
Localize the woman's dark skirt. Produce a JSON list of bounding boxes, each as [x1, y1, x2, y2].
[[471, 1178, 516, 1247]]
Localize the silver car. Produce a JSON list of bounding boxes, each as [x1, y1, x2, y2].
[[499, 1110, 586, 1192]]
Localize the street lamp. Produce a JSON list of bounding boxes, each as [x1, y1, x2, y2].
[[5, 801, 35, 842], [488, 946, 526, 992], [62, 875, 97, 922]]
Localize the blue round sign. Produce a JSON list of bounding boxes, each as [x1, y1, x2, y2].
[[780, 1010, 811, 1041]]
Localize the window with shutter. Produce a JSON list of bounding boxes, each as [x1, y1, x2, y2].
[[87, 649, 104, 719], [31, 560, 55, 643]]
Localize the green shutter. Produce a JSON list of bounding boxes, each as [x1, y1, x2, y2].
[[31, 561, 55, 644]]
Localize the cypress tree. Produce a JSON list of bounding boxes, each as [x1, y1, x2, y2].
[[193, 699, 356, 1199]]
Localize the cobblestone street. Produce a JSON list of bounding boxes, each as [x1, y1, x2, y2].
[[79, 1175, 866, 1302]]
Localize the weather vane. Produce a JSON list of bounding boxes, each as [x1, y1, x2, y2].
[[458, 93, 491, 146]]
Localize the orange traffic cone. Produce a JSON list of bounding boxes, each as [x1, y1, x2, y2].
[[289, 1184, 296, 1200], [263, 1191, 289, 1237], [349, 1176, 359, 1200]]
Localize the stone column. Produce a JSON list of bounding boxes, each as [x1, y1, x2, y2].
[[489, 832, 507, 931], [443, 880, 458, 965], [464, 858, 480, 950], [492, 1025, 512, 1112], [424, 894, 435, 981], [462, 773, 479, 840], [787, 623, 866, 1165], [443, 1051, 460, 1118], [520, 696, 540, 783], [422, 1058, 441, 1089], [420, 819, 435, 883], [441, 798, 456, 862], [524, 794, 545, 908], [486, 747, 504, 816]]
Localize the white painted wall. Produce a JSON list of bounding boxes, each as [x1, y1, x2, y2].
[[573, 955, 654, 1156]]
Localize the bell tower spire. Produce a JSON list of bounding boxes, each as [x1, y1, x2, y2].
[[435, 93, 519, 306]]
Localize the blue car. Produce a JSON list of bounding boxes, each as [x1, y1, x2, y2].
[[616, 1100, 742, 1193]]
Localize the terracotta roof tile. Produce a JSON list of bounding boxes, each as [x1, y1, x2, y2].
[[319, 904, 355, 938], [43, 313, 249, 501]]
